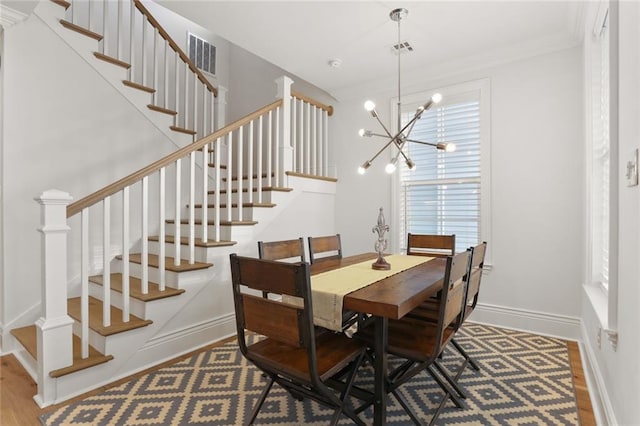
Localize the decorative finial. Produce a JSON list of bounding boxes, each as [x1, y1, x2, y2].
[[371, 207, 391, 270]]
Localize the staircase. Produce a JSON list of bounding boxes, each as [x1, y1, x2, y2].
[[7, 0, 336, 408]]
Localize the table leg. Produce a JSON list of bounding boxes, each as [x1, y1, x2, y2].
[[373, 316, 388, 426]]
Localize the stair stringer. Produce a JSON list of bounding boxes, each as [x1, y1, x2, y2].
[[33, 0, 198, 149]]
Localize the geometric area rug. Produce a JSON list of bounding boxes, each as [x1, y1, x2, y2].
[[41, 323, 579, 425]]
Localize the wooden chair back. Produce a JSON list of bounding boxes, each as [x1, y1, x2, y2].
[[258, 237, 306, 262], [229, 254, 313, 352], [308, 234, 342, 263], [464, 241, 487, 318], [407, 233, 455, 258], [435, 250, 471, 354]]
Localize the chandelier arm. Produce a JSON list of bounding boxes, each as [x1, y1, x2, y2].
[[364, 137, 401, 165], [373, 114, 395, 140], [391, 138, 412, 163], [404, 138, 438, 147]]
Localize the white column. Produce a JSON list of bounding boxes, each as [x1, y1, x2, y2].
[[275, 76, 293, 185], [34, 189, 75, 407]]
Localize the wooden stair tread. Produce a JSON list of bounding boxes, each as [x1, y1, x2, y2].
[[148, 104, 177, 116], [207, 163, 227, 169], [286, 171, 338, 183], [93, 52, 130, 69], [211, 186, 293, 194], [11, 325, 113, 377], [120, 253, 213, 272], [68, 297, 152, 337], [11, 325, 37, 360], [60, 20, 102, 41], [148, 235, 237, 248], [123, 80, 155, 93], [166, 219, 258, 226], [192, 202, 276, 208], [170, 125, 197, 136], [52, 0, 71, 10], [89, 273, 185, 302]]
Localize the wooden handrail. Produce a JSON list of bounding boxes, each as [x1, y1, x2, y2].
[[133, 0, 217, 97], [291, 90, 334, 116], [66, 99, 283, 217]]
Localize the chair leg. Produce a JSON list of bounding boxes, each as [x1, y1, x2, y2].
[[426, 365, 464, 408], [247, 376, 274, 425], [433, 360, 467, 399], [452, 338, 480, 371], [391, 388, 423, 426]]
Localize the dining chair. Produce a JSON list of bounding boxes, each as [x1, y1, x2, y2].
[[308, 234, 342, 263], [406, 233, 456, 257], [449, 241, 488, 372], [229, 254, 367, 426], [354, 250, 471, 425], [258, 237, 306, 263], [257, 237, 305, 298]]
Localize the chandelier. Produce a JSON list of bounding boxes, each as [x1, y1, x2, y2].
[[357, 8, 456, 175]]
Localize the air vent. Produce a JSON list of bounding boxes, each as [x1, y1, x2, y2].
[[392, 41, 414, 54], [188, 33, 216, 76]]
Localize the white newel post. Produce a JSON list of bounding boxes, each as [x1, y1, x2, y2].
[[276, 76, 293, 186], [34, 189, 75, 407]]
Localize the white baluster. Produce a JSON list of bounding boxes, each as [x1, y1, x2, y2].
[[267, 110, 273, 188], [101, 0, 107, 54], [226, 132, 233, 222], [141, 15, 147, 87], [102, 196, 111, 327], [214, 137, 221, 241], [163, 40, 169, 109], [152, 27, 158, 104], [141, 177, 149, 294], [247, 120, 254, 204], [257, 115, 263, 203], [80, 208, 89, 359], [298, 99, 305, 173], [122, 186, 130, 321], [116, 0, 121, 60], [189, 151, 195, 264], [158, 168, 166, 290], [312, 106, 317, 175], [292, 98, 297, 172], [323, 111, 329, 176], [184, 62, 189, 130], [275, 107, 280, 187], [237, 126, 243, 222], [201, 143, 209, 243], [304, 102, 311, 174], [174, 159, 181, 266]]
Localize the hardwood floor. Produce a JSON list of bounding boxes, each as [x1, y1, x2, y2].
[[2, 338, 596, 425]]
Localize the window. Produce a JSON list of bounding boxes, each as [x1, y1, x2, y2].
[[395, 80, 491, 256], [188, 33, 216, 76]]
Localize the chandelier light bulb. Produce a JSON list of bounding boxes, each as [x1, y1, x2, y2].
[[358, 161, 372, 175], [445, 143, 456, 152], [364, 100, 376, 112], [358, 128, 366, 137], [385, 158, 398, 174], [432, 93, 443, 103], [385, 163, 397, 174]]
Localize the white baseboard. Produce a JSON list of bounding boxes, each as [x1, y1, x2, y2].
[[470, 302, 581, 340], [580, 320, 617, 426]]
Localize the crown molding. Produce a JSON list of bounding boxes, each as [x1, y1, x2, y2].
[[0, 5, 28, 29]]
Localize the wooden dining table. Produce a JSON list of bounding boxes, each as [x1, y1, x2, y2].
[[310, 253, 448, 426]]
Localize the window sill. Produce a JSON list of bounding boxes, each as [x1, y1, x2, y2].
[[583, 283, 618, 350]]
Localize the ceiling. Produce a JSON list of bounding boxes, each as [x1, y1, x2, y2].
[[156, 1, 585, 99]]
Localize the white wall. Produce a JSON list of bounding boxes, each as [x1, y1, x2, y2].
[[332, 46, 585, 338], [580, 2, 640, 424], [0, 13, 179, 338]]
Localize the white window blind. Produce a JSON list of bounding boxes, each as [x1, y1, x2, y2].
[[399, 91, 481, 254], [591, 9, 610, 291]]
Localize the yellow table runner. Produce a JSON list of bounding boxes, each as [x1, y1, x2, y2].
[[310, 254, 432, 331]]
